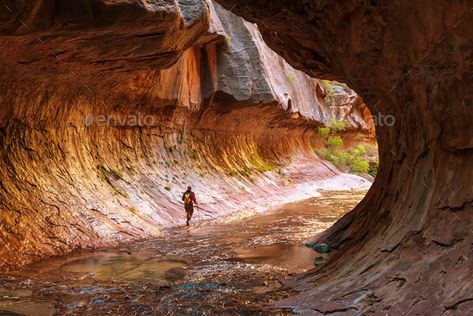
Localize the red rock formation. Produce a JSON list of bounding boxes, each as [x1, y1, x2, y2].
[[215, 0, 473, 313], [322, 83, 375, 133], [0, 0, 371, 270]]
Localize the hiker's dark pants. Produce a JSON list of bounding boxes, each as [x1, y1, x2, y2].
[[185, 204, 194, 220]]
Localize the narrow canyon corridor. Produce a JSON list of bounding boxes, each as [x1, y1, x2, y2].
[[1, 0, 472, 315], [0, 190, 367, 315]]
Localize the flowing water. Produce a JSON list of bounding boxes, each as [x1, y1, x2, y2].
[[0, 190, 366, 315]]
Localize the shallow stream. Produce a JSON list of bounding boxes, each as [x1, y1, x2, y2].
[[0, 190, 366, 315]]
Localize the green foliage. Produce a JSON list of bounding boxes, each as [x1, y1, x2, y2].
[[354, 133, 367, 141], [164, 185, 171, 191], [317, 125, 330, 139], [129, 205, 138, 214], [315, 129, 373, 175], [255, 164, 273, 173], [369, 159, 379, 177], [330, 119, 348, 132], [229, 166, 252, 178], [318, 119, 347, 150], [319, 149, 370, 174], [322, 80, 334, 100], [286, 73, 296, 82], [353, 144, 366, 155], [251, 153, 275, 173], [96, 165, 108, 182], [226, 152, 275, 178], [318, 119, 347, 140], [224, 34, 231, 45], [229, 153, 275, 176], [326, 135, 343, 148], [350, 156, 370, 173], [322, 80, 353, 101], [334, 151, 351, 166]]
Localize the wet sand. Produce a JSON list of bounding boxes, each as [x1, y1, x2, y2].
[[0, 190, 366, 315]]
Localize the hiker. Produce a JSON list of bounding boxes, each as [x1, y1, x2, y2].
[[182, 186, 197, 226]]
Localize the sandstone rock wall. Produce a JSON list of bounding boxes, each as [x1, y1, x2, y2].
[[0, 0, 371, 269], [216, 0, 473, 313]]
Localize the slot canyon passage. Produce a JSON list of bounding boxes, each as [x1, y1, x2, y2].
[[0, 0, 472, 315]]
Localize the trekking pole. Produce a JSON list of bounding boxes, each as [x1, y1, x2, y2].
[[167, 198, 214, 215], [196, 205, 214, 215]]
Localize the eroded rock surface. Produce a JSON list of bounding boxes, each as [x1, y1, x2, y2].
[[215, 0, 473, 313], [0, 1, 371, 270]]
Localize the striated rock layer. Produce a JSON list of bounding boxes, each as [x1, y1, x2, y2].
[[216, 0, 473, 314], [0, 1, 371, 269]]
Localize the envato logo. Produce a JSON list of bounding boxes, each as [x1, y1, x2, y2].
[[371, 113, 396, 126], [84, 113, 157, 127]]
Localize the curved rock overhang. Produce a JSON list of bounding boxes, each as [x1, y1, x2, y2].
[[214, 0, 473, 313], [0, 0, 372, 271]]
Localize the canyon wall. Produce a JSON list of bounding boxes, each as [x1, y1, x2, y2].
[[215, 0, 473, 313], [0, 1, 370, 270]]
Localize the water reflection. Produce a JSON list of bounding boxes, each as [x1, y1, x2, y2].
[[29, 252, 189, 284], [2, 190, 366, 315]]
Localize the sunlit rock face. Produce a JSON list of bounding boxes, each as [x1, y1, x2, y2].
[[0, 1, 371, 269], [215, 0, 473, 313]]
